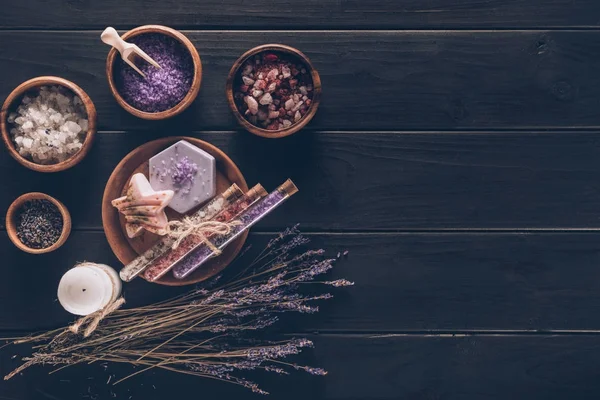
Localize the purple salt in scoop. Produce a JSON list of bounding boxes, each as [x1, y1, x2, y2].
[[172, 180, 298, 280], [114, 33, 194, 113]]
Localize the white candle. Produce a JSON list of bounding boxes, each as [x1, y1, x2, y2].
[[57, 263, 122, 316]]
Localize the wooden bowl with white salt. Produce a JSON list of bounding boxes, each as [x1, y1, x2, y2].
[[0, 76, 97, 173]]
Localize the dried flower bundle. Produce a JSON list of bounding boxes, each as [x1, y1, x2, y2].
[[3, 226, 353, 395]]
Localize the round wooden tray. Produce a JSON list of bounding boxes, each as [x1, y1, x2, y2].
[[102, 137, 249, 286]]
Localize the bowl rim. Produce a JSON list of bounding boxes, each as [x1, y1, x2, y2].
[[5, 192, 72, 254], [105, 25, 203, 120], [0, 76, 97, 173], [226, 43, 322, 139]]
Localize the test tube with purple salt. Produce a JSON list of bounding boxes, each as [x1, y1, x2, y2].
[[143, 184, 268, 282], [119, 183, 244, 282], [172, 179, 298, 280]]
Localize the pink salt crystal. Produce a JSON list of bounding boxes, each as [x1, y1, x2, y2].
[[267, 82, 277, 93], [268, 111, 280, 119], [299, 86, 308, 95], [282, 119, 292, 128], [282, 66, 291, 78], [294, 111, 302, 122], [242, 76, 255, 86], [245, 96, 259, 115], [252, 89, 263, 98], [292, 101, 304, 112], [284, 98, 295, 110], [259, 93, 273, 105], [267, 68, 279, 81], [254, 80, 267, 90]]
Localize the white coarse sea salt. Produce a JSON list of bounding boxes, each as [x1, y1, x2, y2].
[[8, 85, 88, 165]]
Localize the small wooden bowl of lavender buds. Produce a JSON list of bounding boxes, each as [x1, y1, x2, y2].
[[0, 76, 97, 173], [6, 192, 72, 254], [105, 25, 202, 120], [226, 44, 322, 138]]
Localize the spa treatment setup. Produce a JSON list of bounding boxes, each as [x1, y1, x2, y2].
[[2, 2, 600, 400], [0, 23, 339, 398]]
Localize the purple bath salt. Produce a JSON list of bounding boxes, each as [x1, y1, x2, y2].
[[114, 33, 194, 112], [172, 179, 298, 280]]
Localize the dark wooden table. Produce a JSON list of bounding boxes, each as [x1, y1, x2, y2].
[[3, 1, 600, 399]]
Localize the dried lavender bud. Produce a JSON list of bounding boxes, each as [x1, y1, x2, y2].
[[114, 33, 194, 113], [16, 199, 63, 249]]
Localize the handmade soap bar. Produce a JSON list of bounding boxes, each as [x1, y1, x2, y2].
[[112, 173, 174, 238], [172, 179, 298, 280], [119, 183, 244, 282], [150, 140, 216, 214]]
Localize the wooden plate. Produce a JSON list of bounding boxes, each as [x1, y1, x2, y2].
[[102, 137, 249, 286]]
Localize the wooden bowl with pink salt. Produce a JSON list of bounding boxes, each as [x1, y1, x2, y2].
[[0, 76, 97, 173], [226, 44, 322, 139], [105, 25, 202, 120]]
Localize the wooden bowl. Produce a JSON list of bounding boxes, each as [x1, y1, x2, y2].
[[102, 137, 249, 286], [106, 25, 202, 120], [0, 76, 97, 173], [226, 44, 322, 139], [6, 192, 72, 254]]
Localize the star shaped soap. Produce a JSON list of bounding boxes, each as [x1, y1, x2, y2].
[[112, 173, 174, 238], [149, 140, 216, 214]]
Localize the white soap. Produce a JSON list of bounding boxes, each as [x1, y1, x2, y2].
[[149, 140, 216, 214]]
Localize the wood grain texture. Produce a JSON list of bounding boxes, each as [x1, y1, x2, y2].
[[1, 31, 600, 131], [3, 231, 600, 332], [3, 334, 600, 399], [1, 1, 600, 29], [3, 131, 600, 230]]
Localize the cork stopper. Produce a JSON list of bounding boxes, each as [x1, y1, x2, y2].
[[223, 183, 245, 202], [278, 179, 299, 196], [246, 184, 268, 200]]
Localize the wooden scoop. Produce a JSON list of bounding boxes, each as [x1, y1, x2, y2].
[[101, 27, 161, 77]]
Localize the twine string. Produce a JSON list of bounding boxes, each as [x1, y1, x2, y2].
[[68, 297, 126, 338], [166, 218, 241, 255]]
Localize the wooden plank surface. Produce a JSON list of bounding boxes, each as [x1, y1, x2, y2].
[[1, 31, 600, 131], [4, 131, 600, 231], [3, 231, 600, 332], [2, 1, 600, 29], [2, 334, 600, 399], [2, 1, 600, 399]]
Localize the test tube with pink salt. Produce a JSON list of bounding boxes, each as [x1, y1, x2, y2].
[[171, 179, 298, 280], [143, 184, 269, 282], [119, 183, 244, 282]]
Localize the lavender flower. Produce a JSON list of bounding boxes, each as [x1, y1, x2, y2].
[[5, 227, 352, 395]]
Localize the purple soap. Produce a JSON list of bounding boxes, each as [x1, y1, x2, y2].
[[114, 33, 194, 113], [150, 140, 216, 214]]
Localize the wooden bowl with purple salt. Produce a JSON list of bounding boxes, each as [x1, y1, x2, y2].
[[106, 25, 202, 120], [226, 44, 322, 138], [0, 76, 97, 173]]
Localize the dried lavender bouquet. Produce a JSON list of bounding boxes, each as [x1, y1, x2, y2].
[[3, 226, 353, 395]]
